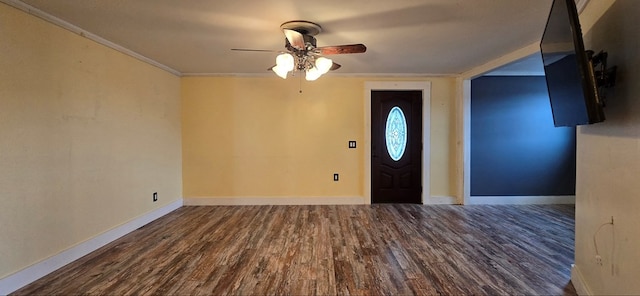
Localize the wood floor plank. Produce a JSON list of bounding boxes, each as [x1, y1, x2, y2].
[[12, 204, 577, 295]]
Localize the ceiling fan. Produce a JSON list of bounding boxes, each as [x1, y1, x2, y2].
[[232, 20, 367, 81]]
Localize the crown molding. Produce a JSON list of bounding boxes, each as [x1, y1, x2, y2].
[[1, 0, 181, 77], [575, 0, 590, 13], [181, 72, 457, 78]]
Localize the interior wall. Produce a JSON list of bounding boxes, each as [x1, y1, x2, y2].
[[0, 3, 182, 280], [181, 76, 457, 201], [574, 0, 640, 294], [470, 76, 576, 196]]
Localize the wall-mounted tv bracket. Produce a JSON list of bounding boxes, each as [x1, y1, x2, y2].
[[587, 50, 617, 106]]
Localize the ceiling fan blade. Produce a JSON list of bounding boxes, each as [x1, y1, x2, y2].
[[318, 44, 367, 55], [231, 48, 279, 52], [330, 62, 342, 71], [283, 29, 305, 50]]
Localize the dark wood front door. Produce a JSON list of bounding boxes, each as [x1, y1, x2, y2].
[[371, 90, 422, 204]]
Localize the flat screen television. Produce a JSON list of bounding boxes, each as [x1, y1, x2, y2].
[[540, 0, 604, 127]]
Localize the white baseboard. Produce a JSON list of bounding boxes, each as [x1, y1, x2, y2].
[[467, 195, 576, 205], [184, 196, 366, 206], [425, 195, 459, 205], [571, 264, 592, 295], [0, 199, 183, 296]]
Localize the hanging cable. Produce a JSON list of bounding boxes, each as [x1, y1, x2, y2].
[[592, 217, 614, 274]]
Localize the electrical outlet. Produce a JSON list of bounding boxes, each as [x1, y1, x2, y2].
[[153, 192, 158, 202], [348, 141, 356, 148], [334, 173, 339, 181], [595, 255, 603, 266]]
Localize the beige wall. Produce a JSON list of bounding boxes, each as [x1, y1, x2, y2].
[[182, 76, 456, 200], [0, 3, 182, 279], [575, 0, 640, 294], [12, 0, 640, 293]]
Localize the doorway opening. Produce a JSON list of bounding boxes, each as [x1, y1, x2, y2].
[[365, 81, 430, 204]]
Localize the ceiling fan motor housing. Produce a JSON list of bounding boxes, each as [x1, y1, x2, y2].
[[233, 20, 361, 75], [285, 35, 317, 54]]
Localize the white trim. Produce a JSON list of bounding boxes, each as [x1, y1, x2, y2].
[[460, 79, 471, 205], [364, 81, 431, 204], [461, 41, 541, 79], [467, 195, 576, 205], [458, 42, 546, 205], [0, 0, 181, 77], [182, 72, 458, 78], [183, 73, 280, 78], [183, 196, 365, 206], [326, 73, 455, 78], [571, 264, 592, 295], [0, 199, 183, 295], [483, 70, 545, 77], [0, 0, 460, 80], [575, 0, 590, 14]]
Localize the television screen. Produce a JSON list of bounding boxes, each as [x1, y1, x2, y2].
[[540, 0, 604, 127]]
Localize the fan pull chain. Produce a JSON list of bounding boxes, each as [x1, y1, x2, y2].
[[299, 73, 303, 94]]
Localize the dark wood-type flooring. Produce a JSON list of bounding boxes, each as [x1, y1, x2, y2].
[[13, 204, 576, 295]]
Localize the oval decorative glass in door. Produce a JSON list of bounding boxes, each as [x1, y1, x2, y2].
[[385, 106, 408, 161]]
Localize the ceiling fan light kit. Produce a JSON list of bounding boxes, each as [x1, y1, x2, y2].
[[232, 20, 366, 81], [272, 53, 294, 79], [272, 53, 333, 81], [315, 57, 333, 73]]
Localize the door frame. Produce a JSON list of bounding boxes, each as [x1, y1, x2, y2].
[[364, 81, 431, 204]]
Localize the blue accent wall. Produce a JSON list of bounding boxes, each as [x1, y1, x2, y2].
[[471, 76, 576, 196]]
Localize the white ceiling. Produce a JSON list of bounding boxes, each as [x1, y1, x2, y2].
[[13, 0, 555, 76]]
